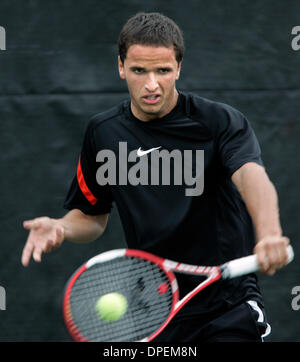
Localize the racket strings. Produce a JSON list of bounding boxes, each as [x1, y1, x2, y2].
[[67, 256, 173, 341]]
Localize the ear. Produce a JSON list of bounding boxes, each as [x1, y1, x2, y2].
[[118, 56, 126, 79], [176, 62, 182, 80]]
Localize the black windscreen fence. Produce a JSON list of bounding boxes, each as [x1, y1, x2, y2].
[[0, 0, 299, 342]]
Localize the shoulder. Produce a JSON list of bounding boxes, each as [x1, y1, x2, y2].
[[179, 91, 249, 139], [80, 100, 128, 149], [87, 101, 127, 131], [89, 100, 128, 128], [181, 91, 245, 125]]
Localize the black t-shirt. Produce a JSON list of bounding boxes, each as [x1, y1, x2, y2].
[[64, 91, 264, 320]]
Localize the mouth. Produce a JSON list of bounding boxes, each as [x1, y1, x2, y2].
[[142, 94, 161, 105]]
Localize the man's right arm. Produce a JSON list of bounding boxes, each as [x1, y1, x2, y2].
[[21, 209, 109, 266]]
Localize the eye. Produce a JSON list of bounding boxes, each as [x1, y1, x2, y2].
[[132, 68, 145, 74], [158, 68, 171, 74]]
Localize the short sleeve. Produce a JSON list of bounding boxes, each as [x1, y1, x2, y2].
[[64, 120, 114, 215], [216, 104, 264, 177]]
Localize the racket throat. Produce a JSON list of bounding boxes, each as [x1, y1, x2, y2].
[[173, 273, 221, 313]]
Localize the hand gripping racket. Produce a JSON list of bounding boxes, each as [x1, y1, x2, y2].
[[63, 245, 294, 342]]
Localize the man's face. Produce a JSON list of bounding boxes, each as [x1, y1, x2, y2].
[[118, 44, 181, 122]]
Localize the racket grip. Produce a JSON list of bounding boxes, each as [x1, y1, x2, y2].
[[222, 245, 294, 279]]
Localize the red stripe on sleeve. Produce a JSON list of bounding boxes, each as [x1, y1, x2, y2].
[[77, 156, 98, 205]]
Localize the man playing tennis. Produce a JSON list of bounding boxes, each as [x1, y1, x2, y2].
[[22, 12, 290, 342]]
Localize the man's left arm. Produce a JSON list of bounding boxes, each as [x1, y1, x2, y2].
[[232, 162, 290, 275]]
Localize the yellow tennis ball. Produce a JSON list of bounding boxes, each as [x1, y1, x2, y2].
[[95, 292, 128, 322]]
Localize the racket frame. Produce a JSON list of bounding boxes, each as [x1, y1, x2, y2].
[[63, 245, 294, 342]]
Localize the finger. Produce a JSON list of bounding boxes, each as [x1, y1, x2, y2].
[[266, 243, 281, 267], [23, 219, 42, 230], [44, 228, 64, 253], [259, 242, 282, 274], [280, 237, 290, 265], [266, 267, 276, 276], [255, 246, 269, 273], [33, 247, 43, 263], [282, 236, 290, 245], [55, 226, 64, 244], [276, 241, 289, 267], [268, 237, 290, 268], [44, 239, 60, 253], [21, 242, 34, 267], [43, 240, 54, 253], [264, 239, 290, 274]]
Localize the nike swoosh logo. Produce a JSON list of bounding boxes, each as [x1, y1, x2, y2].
[[137, 146, 161, 157]]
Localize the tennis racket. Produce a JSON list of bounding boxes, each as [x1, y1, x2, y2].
[[63, 245, 294, 342]]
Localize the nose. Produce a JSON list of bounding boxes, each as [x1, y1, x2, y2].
[[145, 72, 159, 92]]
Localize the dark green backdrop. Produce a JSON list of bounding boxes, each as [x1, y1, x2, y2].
[[0, 0, 299, 342]]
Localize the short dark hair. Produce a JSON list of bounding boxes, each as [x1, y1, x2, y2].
[[118, 12, 185, 64]]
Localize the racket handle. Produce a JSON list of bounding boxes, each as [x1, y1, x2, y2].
[[222, 245, 294, 279]]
